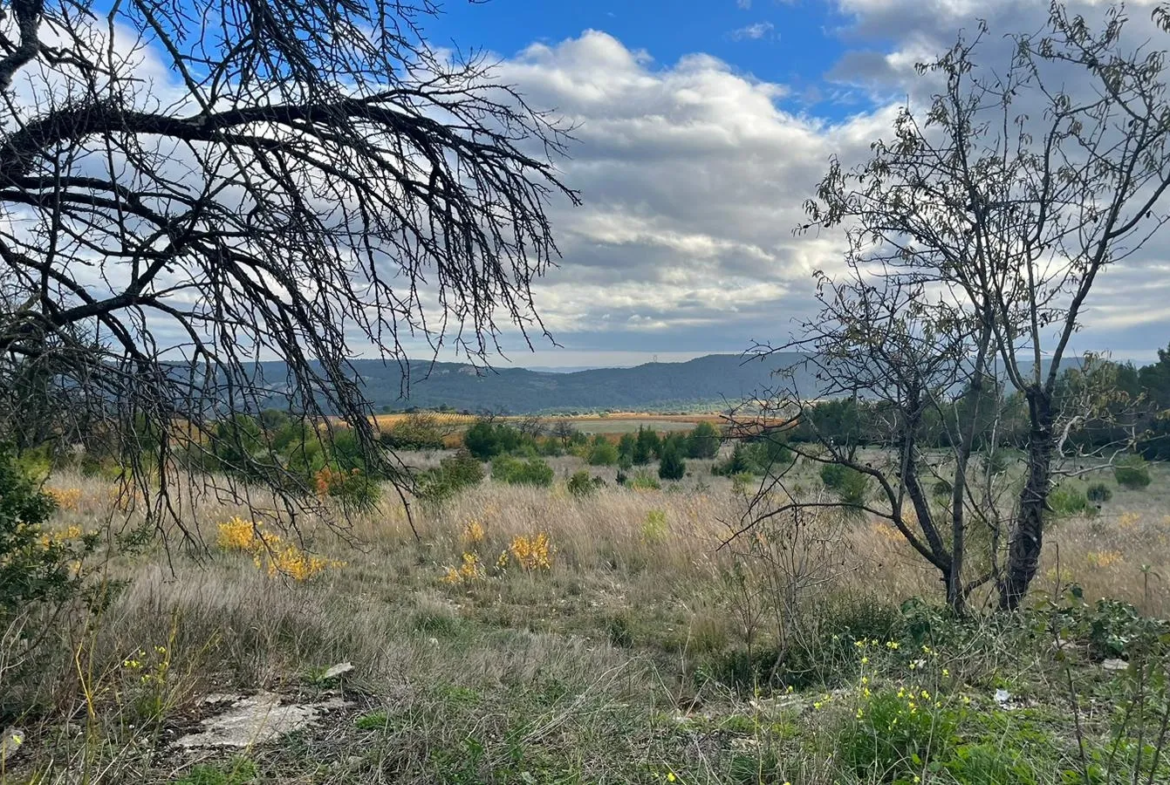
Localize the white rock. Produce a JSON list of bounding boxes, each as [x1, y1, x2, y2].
[[175, 692, 349, 749], [1102, 658, 1129, 672], [322, 662, 354, 680]]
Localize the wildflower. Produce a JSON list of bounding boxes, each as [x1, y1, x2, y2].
[[508, 532, 553, 572], [813, 701, 822, 710], [942, 669, 950, 677], [856, 708, 864, 719], [886, 641, 899, 650], [860, 656, 869, 665]]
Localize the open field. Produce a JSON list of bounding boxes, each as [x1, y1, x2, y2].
[[366, 412, 725, 437], [3, 451, 1170, 783]]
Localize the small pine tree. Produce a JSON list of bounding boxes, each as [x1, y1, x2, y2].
[[658, 446, 686, 481]]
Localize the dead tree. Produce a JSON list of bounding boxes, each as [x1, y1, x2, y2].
[[0, 0, 577, 538]]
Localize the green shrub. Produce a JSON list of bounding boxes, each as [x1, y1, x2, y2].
[[820, 463, 870, 507], [943, 743, 1040, 785], [418, 450, 484, 503], [588, 440, 619, 466], [633, 427, 659, 465], [1114, 454, 1152, 490], [491, 456, 553, 487], [1086, 482, 1113, 503], [685, 421, 721, 459], [0, 448, 98, 624], [657, 447, 686, 481], [316, 465, 381, 511], [838, 689, 958, 781], [1047, 485, 1093, 518], [745, 436, 791, 472], [712, 444, 753, 477], [567, 470, 595, 498], [932, 478, 953, 498], [380, 413, 446, 451], [627, 471, 661, 491], [462, 420, 528, 460]]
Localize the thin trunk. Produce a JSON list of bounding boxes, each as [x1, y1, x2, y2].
[[1000, 388, 1054, 610]]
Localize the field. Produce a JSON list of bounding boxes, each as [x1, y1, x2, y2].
[[367, 412, 723, 436], [4, 449, 1170, 783]]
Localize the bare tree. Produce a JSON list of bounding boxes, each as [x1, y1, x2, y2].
[[757, 5, 1170, 611], [0, 0, 577, 535]]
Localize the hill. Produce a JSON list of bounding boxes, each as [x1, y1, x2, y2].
[[255, 353, 815, 414]]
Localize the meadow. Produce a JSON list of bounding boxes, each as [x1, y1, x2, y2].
[[3, 448, 1170, 784]]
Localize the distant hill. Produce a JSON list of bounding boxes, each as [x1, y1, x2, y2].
[[254, 353, 816, 414], [248, 353, 1077, 415]]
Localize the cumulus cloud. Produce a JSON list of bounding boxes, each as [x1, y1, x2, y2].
[[488, 30, 901, 356]]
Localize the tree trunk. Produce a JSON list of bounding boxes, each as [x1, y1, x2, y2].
[[1000, 389, 1054, 610]]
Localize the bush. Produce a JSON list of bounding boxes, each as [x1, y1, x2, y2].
[[462, 420, 528, 460], [418, 450, 484, 503], [1114, 454, 1151, 490], [712, 444, 753, 477], [658, 447, 686, 481], [314, 465, 381, 511], [588, 440, 619, 466], [1086, 482, 1113, 503], [633, 427, 659, 465], [567, 470, 595, 498], [745, 436, 791, 472], [627, 471, 661, 491], [1047, 485, 1093, 518], [0, 448, 96, 623], [685, 421, 721, 459], [380, 413, 446, 451], [617, 433, 637, 463], [838, 689, 958, 781], [820, 463, 870, 507], [491, 456, 553, 487]]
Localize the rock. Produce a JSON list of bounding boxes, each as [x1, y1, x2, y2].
[[994, 689, 1012, 707], [322, 662, 354, 680], [175, 692, 349, 749], [1, 727, 25, 763], [1102, 658, 1129, 672]]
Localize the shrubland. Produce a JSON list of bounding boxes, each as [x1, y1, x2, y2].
[[2, 439, 1169, 783]]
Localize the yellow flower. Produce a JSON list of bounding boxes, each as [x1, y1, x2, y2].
[[942, 669, 950, 677], [860, 656, 869, 665], [886, 641, 899, 650]]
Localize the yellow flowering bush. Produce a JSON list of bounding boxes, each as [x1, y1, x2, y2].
[[216, 517, 341, 581], [463, 519, 486, 546], [443, 552, 484, 584], [1086, 550, 1124, 569], [505, 532, 553, 572], [46, 487, 82, 511]]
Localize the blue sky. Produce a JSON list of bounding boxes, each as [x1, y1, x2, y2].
[[422, 0, 865, 120]]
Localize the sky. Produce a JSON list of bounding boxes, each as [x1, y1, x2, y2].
[[396, 0, 1170, 369]]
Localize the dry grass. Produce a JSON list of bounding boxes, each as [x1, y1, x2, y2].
[[5, 456, 1170, 783]]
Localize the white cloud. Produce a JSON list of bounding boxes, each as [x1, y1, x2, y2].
[[737, 0, 753, 9], [729, 21, 776, 41]]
